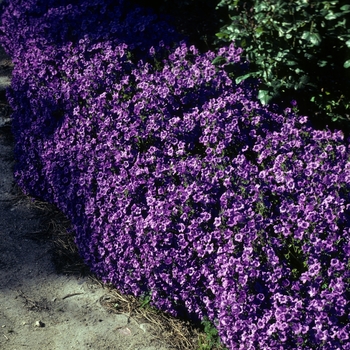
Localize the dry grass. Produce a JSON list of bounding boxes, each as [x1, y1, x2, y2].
[[99, 289, 199, 350], [31, 201, 90, 275]]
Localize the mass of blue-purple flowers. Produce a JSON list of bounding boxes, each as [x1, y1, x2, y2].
[[1, 0, 350, 348]]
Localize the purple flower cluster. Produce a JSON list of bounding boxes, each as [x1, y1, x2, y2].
[[1, 0, 350, 349]]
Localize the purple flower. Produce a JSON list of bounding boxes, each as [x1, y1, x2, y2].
[[3, 1, 350, 348]]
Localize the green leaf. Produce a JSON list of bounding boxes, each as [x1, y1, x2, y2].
[[317, 60, 328, 67], [255, 26, 264, 37], [140, 295, 152, 308], [258, 90, 272, 105], [344, 60, 350, 68], [301, 31, 310, 41], [309, 33, 321, 45], [301, 31, 321, 45], [325, 11, 342, 20], [235, 72, 257, 84], [211, 56, 227, 66], [340, 5, 350, 11], [325, 12, 336, 20], [300, 75, 310, 84], [215, 32, 227, 39], [346, 40, 350, 48], [255, 2, 269, 12]]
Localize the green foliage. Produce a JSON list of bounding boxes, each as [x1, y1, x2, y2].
[[215, 0, 350, 133], [197, 317, 227, 350], [139, 293, 152, 309], [131, 0, 224, 52]]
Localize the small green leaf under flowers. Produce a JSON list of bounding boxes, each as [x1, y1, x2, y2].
[[344, 59, 350, 68]]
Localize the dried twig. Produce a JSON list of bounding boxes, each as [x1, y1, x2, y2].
[[62, 292, 84, 300]]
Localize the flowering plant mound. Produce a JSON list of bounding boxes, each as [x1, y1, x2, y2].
[[1, 0, 350, 349]]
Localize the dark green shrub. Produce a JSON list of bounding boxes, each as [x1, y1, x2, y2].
[[215, 0, 350, 135], [130, 0, 225, 52]]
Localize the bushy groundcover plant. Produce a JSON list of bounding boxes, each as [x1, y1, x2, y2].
[[215, 0, 350, 135], [1, 0, 350, 348]]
